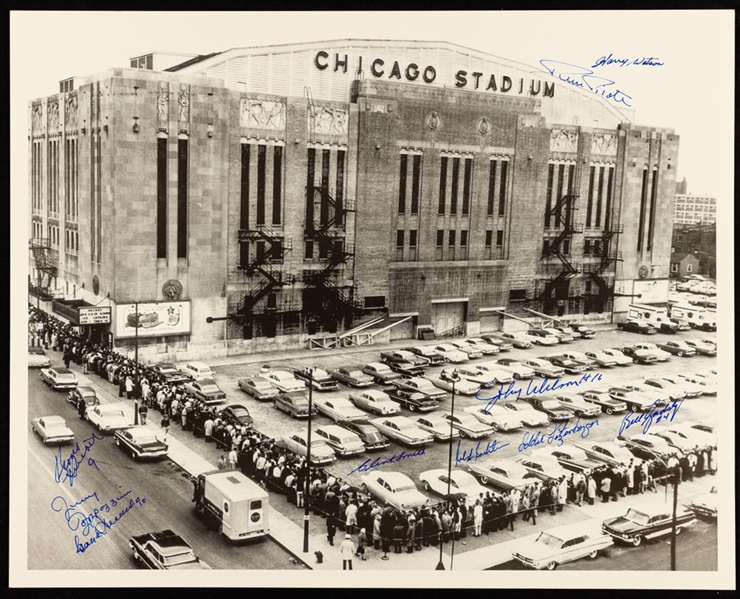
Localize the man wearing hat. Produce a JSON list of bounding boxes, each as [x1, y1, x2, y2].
[[340, 533, 356, 570]]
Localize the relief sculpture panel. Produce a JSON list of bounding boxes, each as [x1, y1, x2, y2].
[[591, 132, 617, 155], [550, 127, 579, 152], [240, 98, 286, 130], [309, 105, 348, 135]]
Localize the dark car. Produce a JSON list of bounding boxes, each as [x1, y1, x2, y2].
[[115, 426, 169, 460], [273, 391, 317, 418], [571, 324, 596, 339], [478, 334, 514, 351], [327, 367, 375, 388], [386, 361, 426, 377], [380, 349, 430, 368], [602, 506, 695, 547], [402, 346, 446, 366], [130, 530, 210, 569], [387, 388, 439, 412], [525, 396, 576, 422], [620, 346, 660, 365], [361, 362, 403, 385], [540, 355, 589, 375], [545, 447, 603, 473], [338, 420, 390, 451], [617, 320, 657, 335], [219, 403, 254, 428], [293, 367, 340, 392], [66, 386, 100, 410], [150, 363, 192, 385], [183, 379, 227, 405]]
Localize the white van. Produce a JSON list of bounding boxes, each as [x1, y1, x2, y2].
[[627, 304, 678, 333], [667, 305, 717, 331], [314, 425, 365, 456], [180, 361, 214, 381]]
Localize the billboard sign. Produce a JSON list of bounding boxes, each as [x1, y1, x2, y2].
[[78, 306, 112, 325], [114, 301, 191, 339]]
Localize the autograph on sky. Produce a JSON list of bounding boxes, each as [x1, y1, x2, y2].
[[533, 59, 633, 107], [592, 54, 665, 68]]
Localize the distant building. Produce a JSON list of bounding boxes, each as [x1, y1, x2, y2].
[[673, 190, 716, 225], [671, 223, 716, 278], [669, 252, 699, 278], [675, 177, 687, 195]]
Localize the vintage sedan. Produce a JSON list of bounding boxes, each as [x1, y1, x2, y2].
[[662, 422, 716, 448], [260, 370, 307, 393], [338, 421, 390, 451], [520, 358, 566, 379], [464, 405, 523, 433], [479, 334, 514, 351], [386, 388, 439, 412], [552, 393, 601, 418], [361, 362, 402, 385], [327, 367, 375, 388], [516, 451, 568, 481], [403, 346, 446, 366], [425, 369, 480, 395], [523, 329, 560, 346], [183, 379, 227, 405], [575, 440, 635, 467], [419, 469, 489, 504], [493, 358, 536, 380], [597, 348, 634, 366], [442, 412, 494, 439], [571, 324, 596, 339], [539, 446, 603, 473], [447, 340, 484, 359], [579, 391, 628, 415], [314, 397, 368, 422], [525, 396, 576, 422], [361, 471, 429, 510], [370, 416, 434, 446], [471, 362, 515, 384], [393, 376, 448, 401], [669, 317, 692, 331], [638, 378, 686, 400], [432, 344, 470, 364], [467, 458, 533, 489], [620, 346, 661, 365], [657, 340, 697, 357], [607, 387, 655, 412], [462, 338, 500, 356], [150, 363, 192, 385], [540, 355, 588, 375], [40, 367, 78, 390], [237, 376, 279, 401], [512, 524, 613, 570], [658, 374, 706, 398], [544, 327, 575, 343], [349, 389, 401, 416], [66, 386, 100, 411], [602, 505, 696, 546], [293, 367, 340, 392], [683, 339, 717, 356], [687, 487, 718, 518], [385, 360, 426, 377], [380, 349, 430, 368], [277, 432, 337, 465], [114, 426, 168, 460], [498, 332, 533, 349], [649, 429, 698, 454], [674, 373, 717, 395], [28, 346, 51, 368], [618, 433, 678, 461], [314, 424, 365, 457], [415, 412, 460, 441], [500, 401, 550, 427], [557, 350, 600, 369], [86, 405, 133, 433], [273, 391, 317, 418], [130, 530, 210, 570], [631, 342, 671, 362], [617, 320, 657, 334], [31, 415, 74, 444], [219, 404, 254, 428]]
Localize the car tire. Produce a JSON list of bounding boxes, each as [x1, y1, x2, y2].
[[606, 408, 614, 415], [547, 415, 555, 423], [677, 351, 684, 357], [633, 358, 640, 364], [479, 476, 489, 485], [631, 535, 643, 547], [577, 411, 585, 418], [423, 481, 431, 492], [545, 561, 558, 570], [588, 550, 598, 559], [491, 423, 499, 433], [458, 430, 467, 439], [408, 405, 416, 412], [513, 373, 521, 380], [675, 526, 682, 536], [630, 404, 639, 413]]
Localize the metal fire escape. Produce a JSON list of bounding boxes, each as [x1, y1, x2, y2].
[[582, 222, 624, 300], [29, 238, 58, 299]]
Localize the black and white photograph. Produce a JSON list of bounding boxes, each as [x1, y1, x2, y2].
[[10, 10, 734, 589]]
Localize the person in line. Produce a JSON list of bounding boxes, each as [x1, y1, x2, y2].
[[326, 516, 336, 547], [77, 397, 87, 420], [340, 534, 355, 570], [472, 500, 483, 537], [160, 414, 170, 442], [217, 455, 227, 470]]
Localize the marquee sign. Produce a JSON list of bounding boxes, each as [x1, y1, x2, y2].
[[78, 306, 111, 325]]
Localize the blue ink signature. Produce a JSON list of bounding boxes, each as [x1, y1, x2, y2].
[[54, 433, 104, 487], [454, 438, 510, 467], [618, 396, 685, 436], [518, 418, 599, 452], [533, 60, 633, 107], [592, 54, 665, 68], [347, 448, 425, 476]]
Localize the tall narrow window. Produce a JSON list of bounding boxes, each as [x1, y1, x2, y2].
[[604, 167, 613, 230], [398, 154, 408, 214], [450, 158, 460, 214], [484, 230, 493, 259], [488, 160, 498, 216], [396, 230, 404, 262], [306, 148, 315, 230], [436, 230, 444, 261], [460, 230, 468, 259], [647, 169, 659, 251], [496, 230, 504, 247], [320, 149, 330, 225], [498, 160, 508, 216], [448, 229, 456, 261], [240, 143, 250, 229], [409, 230, 418, 261], [439, 157, 448, 214], [554, 164, 564, 226], [177, 138, 188, 258], [411, 154, 421, 214], [586, 166, 595, 228], [462, 158, 472, 216], [336, 150, 345, 226], [272, 146, 282, 225], [257, 144, 266, 225], [637, 168, 649, 251], [156, 137, 167, 259], [594, 166, 604, 228], [565, 163, 575, 231]]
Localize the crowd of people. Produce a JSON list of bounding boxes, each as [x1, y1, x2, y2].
[[29, 303, 718, 562]]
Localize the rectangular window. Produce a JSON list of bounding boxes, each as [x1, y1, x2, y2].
[[563, 239, 571, 255], [671, 263, 678, 273], [484, 230, 493, 259], [686, 263, 692, 273], [336, 150, 345, 226], [272, 146, 282, 225], [584, 239, 592, 255], [462, 158, 472, 216], [177, 138, 188, 258], [594, 166, 604, 228], [450, 158, 459, 214], [240, 242, 249, 268], [305, 240, 314, 260], [409, 230, 417, 261], [542, 239, 550, 255], [240, 143, 250, 229], [396, 230, 404, 261], [496, 230, 504, 247], [439, 157, 448, 214], [460, 230, 468, 259], [436, 229, 444, 261], [604, 166, 613, 230], [448, 229, 456, 260], [509, 289, 526, 301], [647, 170, 659, 251], [498, 160, 508, 216], [156, 137, 167, 259], [637, 168, 649, 251], [320, 149, 330, 225], [586, 166, 595, 228], [398, 154, 408, 214], [555, 164, 565, 226], [489, 161, 498, 216], [306, 148, 315, 230], [257, 144, 267, 225], [411, 154, 421, 214]]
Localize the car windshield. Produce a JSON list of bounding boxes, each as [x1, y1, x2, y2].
[[624, 509, 650, 525], [106, 410, 125, 418], [310, 439, 329, 448], [536, 532, 563, 548], [541, 400, 562, 410], [201, 384, 220, 393], [231, 407, 250, 417]]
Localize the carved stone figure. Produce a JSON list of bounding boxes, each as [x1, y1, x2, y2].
[[65, 93, 78, 129], [178, 85, 190, 122], [48, 101, 59, 132], [591, 132, 617, 155], [425, 111, 440, 132], [550, 128, 579, 152], [157, 83, 169, 122], [477, 117, 491, 136], [162, 279, 183, 301], [309, 106, 349, 135], [241, 99, 286, 130], [32, 104, 43, 134]]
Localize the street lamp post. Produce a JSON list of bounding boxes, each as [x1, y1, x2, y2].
[[303, 368, 314, 554], [133, 301, 139, 425], [436, 369, 459, 571]]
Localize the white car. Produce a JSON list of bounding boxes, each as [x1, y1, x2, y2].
[[415, 412, 461, 441], [631, 343, 671, 362], [552, 393, 602, 418], [424, 370, 480, 395], [650, 425, 713, 451], [179, 361, 214, 381], [260, 370, 307, 393], [441, 412, 494, 439], [348, 389, 401, 415], [650, 429, 700, 453], [467, 458, 532, 489], [598, 348, 634, 366], [492, 359, 537, 380], [31, 415, 74, 444], [28, 346, 51, 368], [638, 378, 686, 400], [676, 421, 716, 446], [575, 440, 636, 467], [523, 330, 560, 346], [558, 350, 599, 369], [659, 374, 707, 398], [419, 469, 489, 504], [314, 424, 366, 456], [499, 332, 533, 349], [516, 451, 568, 481], [277, 432, 337, 464], [361, 471, 429, 510], [544, 327, 575, 343], [512, 524, 613, 570], [448, 340, 484, 359], [683, 340, 717, 356], [501, 401, 549, 427], [462, 338, 500, 356], [470, 362, 515, 384], [370, 416, 435, 446], [314, 397, 368, 422], [464, 404, 523, 433], [86, 405, 133, 433], [520, 358, 566, 378], [433, 344, 470, 363]]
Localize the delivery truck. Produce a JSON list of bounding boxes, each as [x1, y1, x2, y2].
[[627, 304, 678, 333], [667, 304, 717, 331], [193, 470, 269, 541]]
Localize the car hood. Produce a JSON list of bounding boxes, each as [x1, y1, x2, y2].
[[603, 516, 640, 534], [515, 539, 559, 561]]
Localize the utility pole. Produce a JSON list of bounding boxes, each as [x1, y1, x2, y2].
[[133, 301, 140, 425], [303, 368, 314, 553], [670, 466, 679, 571], [436, 369, 459, 570]]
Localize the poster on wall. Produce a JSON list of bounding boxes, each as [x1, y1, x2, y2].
[[114, 301, 191, 338], [633, 278, 670, 305]]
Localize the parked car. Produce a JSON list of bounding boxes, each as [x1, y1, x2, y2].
[[40, 367, 78, 390], [114, 426, 168, 460], [525, 396, 575, 422], [571, 324, 596, 339], [380, 349, 430, 368], [524, 329, 560, 346], [314, 424, 365, 457], [219, 404, 254, 428], [327, 367, 375, 388], [462, 338, 500, 356], [479, 334, 514, 351], [500, 401, 550, 427], [543, 327, 575, 343], [602, 504, 696, 546], [672, 421, 716, 447], [630, 342, 671, 362], [539, 446, 603, 473], [86, 405, 133, 433], [432, 343, 470, 363], [28, 346, 51, 368], [273, 391, 317, 419], [130, 530, 210, 570], [425, 370, 480, 395], [467, 458, 532, 489], [552, 393, 601, 418], [338, 420, 390, 451], [669, 317, 692, 331], [617, 320, 657, 334], [674, 373, 717, 395], [512, 524, 613, 570], [386, 388, 439, 412], [650, 424, 714, 450], [403, 346, 446, 366], [361, 362, 403, 385], [277, 432, 336, 464], [179, 361, 213, 381], [314, 397, 369, 422], [620, 346, 661, 365], [686, 488, 718, 519], [31, 415, 74, 444], [415, 412, 460, 441], [498, 332, 533, 349], [66, 386, 100, 411], [597, 348, 634, 366], [361, 471, 429, 510], [441, 412, 494, 439], [557, 350, 600, 370], [150, 363, 192, 385], [582, 350, 619, 368], [683, 340, 717, 356], [520, 358, 566, 378], [419, 469, 489, 504], [540, 355, 589, 375], [293, 367, 340, 392], [607, 387, 655, 412], [470, 362, 515, 384], [184, 379, 227, 405], [578, 391, 628, 415], [238, 376, 279, 401], [649, 429, 697, 454], [447, 339, 484, 359], [370, 416, 434, 446], [516, 451, 568, 481], [385, 360, 426, 377], [493, 358, 536, 380], [393, 376, 448, 401], [658, 374, 706, 398], [618, 433, 677, 461], [638, 378, 686, 400], [348, 389, 402, 415], [657, 340, 696, 357], [574, 440, 635, 467], [464, 405, 523, 433], [260, 370, 306, 393]]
